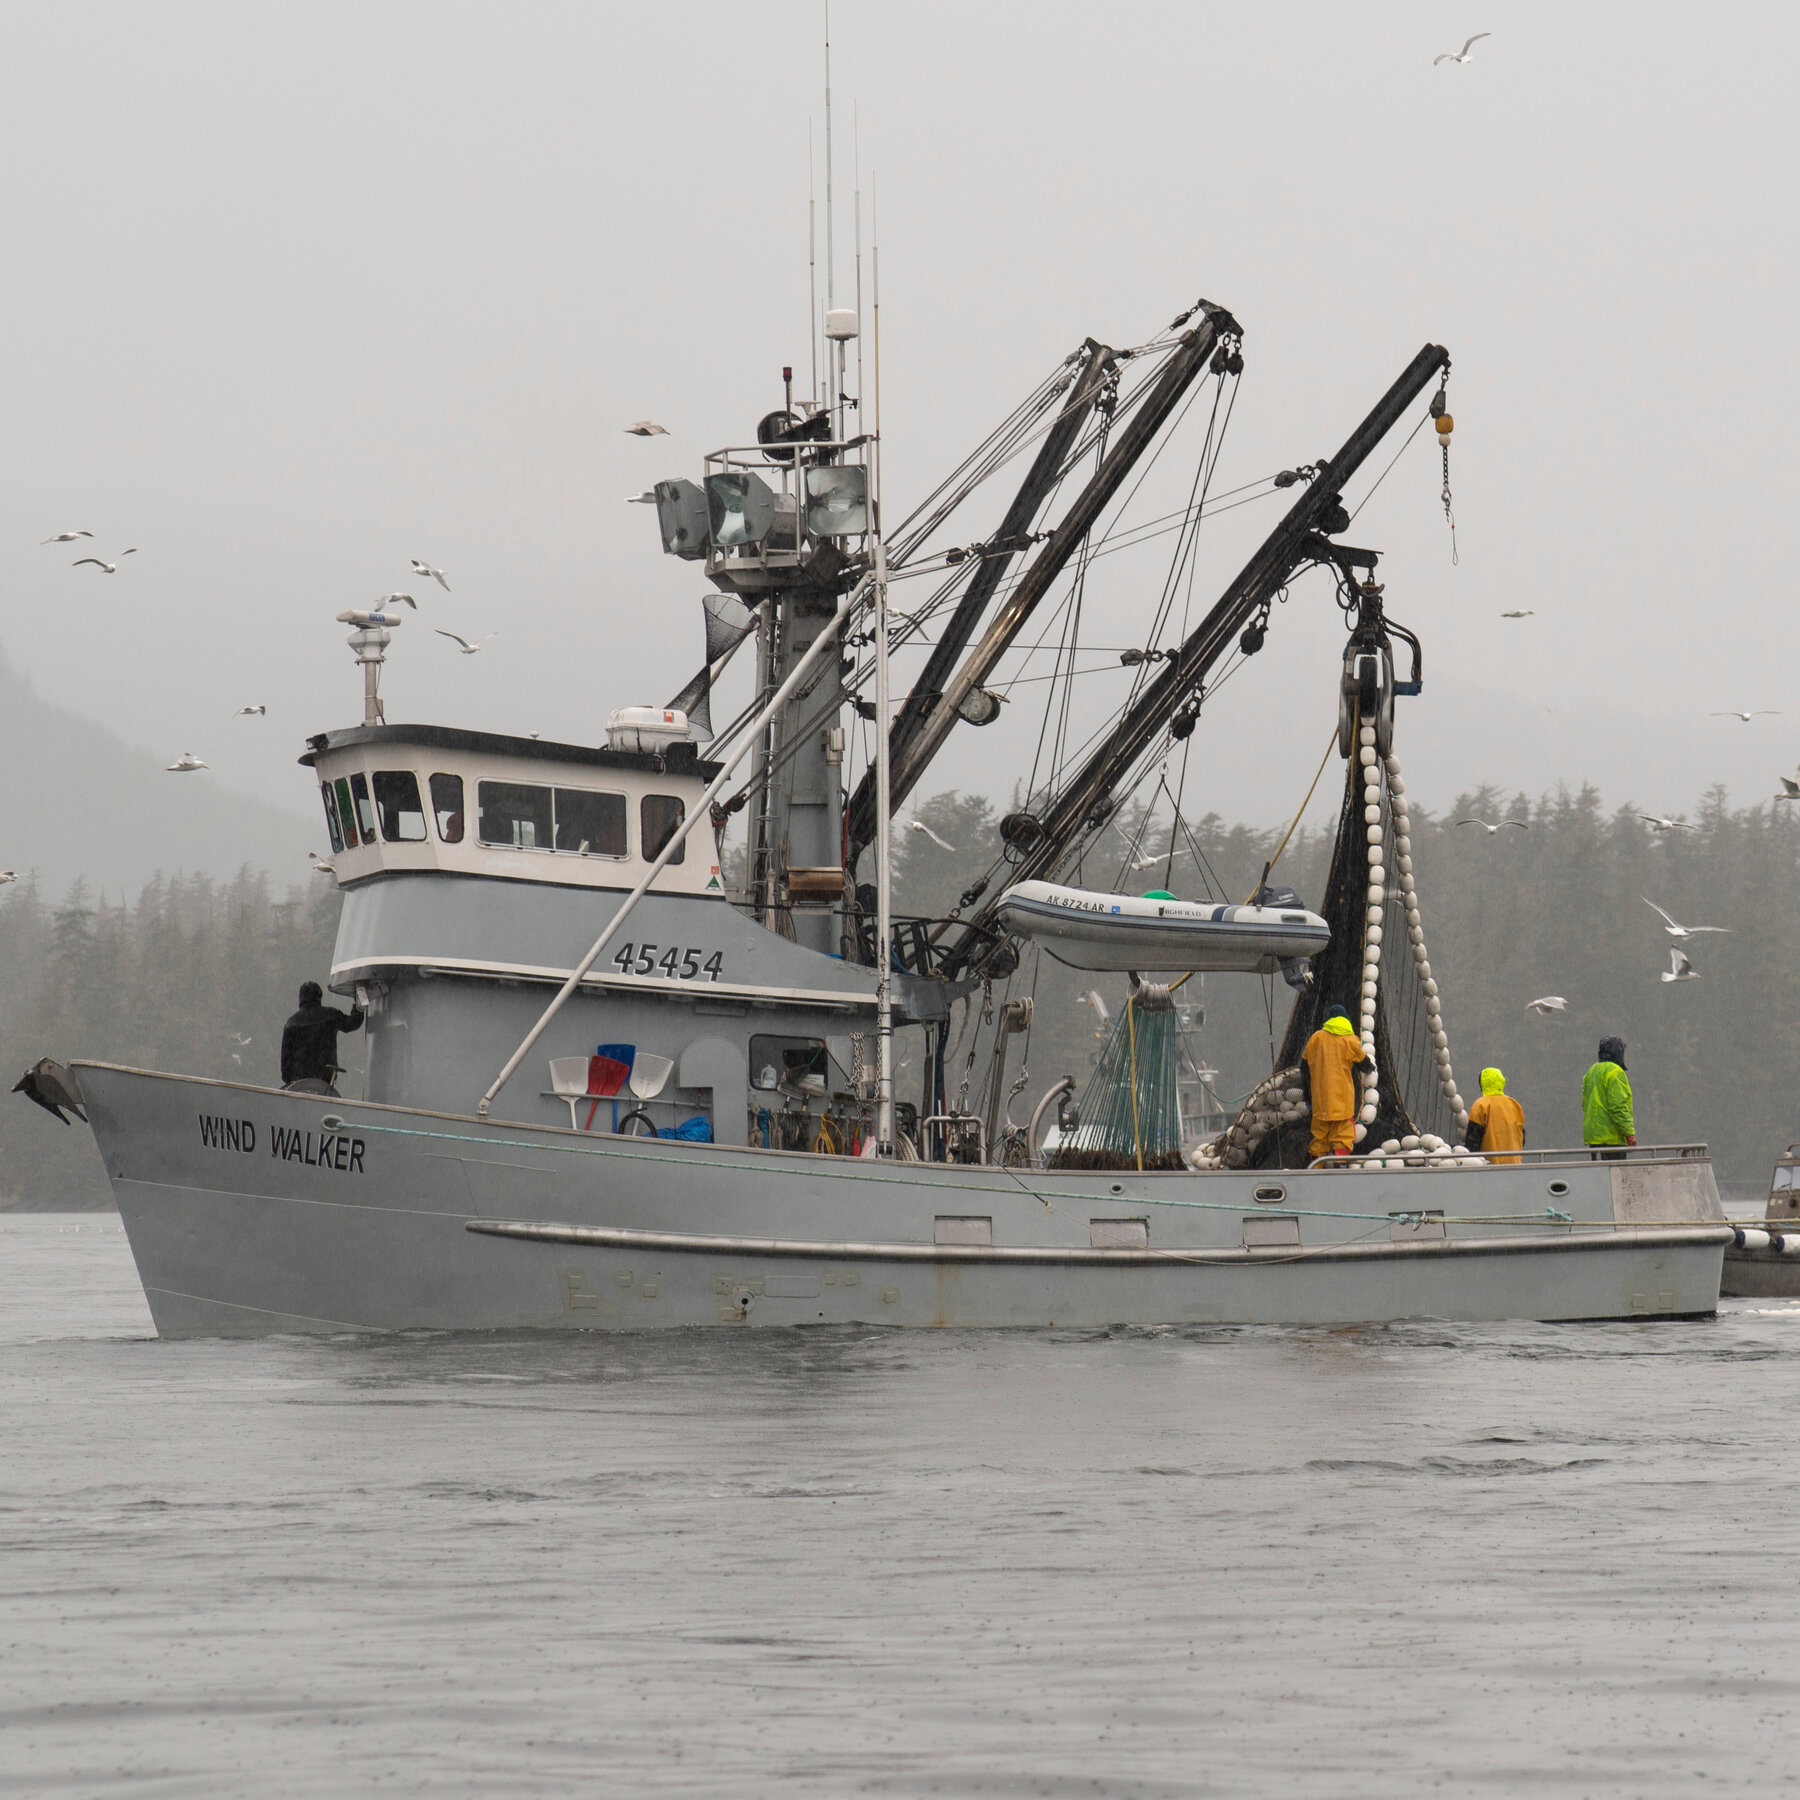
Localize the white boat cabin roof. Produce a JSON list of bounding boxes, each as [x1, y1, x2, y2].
[[301, 723, 727, 897]]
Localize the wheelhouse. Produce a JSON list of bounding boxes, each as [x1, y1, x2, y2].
[[301, 723, 727, 898]]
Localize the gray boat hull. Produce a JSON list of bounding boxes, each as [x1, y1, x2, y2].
[[1719, 1248, 1800, 1298], [78, 1063, 1730, 1335]]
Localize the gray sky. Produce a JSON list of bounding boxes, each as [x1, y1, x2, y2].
[[3, 2, 1793, 861]]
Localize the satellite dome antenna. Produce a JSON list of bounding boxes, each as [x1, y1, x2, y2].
[[333, 606, 405, 724]]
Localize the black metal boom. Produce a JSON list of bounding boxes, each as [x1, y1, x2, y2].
[[844, 337, 1117, 872], [872, 305, 1240, 876], [940, 340, 1451, 977]]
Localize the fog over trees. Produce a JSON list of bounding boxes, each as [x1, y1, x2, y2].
[[6, 783, 1796, 1206], [2, 871, 339, 1208]]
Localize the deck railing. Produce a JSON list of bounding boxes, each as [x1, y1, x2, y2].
[[1305, 1141, 1709, 1172]]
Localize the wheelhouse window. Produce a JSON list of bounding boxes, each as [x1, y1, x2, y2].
[[430, 773, 464, 843], [642, 794, 686, 864], [478, 781, 554, 851], [373, 771, 428, 842], [555, 787, 627, 857], [349, 773, 378, 845], [320, 784, 345, 854]]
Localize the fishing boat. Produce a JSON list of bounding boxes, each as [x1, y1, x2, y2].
[[1718, 1146, 1800, 1298], [35, 205, 1729, 1330]]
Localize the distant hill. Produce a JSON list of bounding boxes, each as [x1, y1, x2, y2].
[[0, 648, 316, 894]]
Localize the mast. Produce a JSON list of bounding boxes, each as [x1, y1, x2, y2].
[[823, 1, 834, 316], [940, 341, 1452, 976], [807, 131, 818, 407], [872, 198, 893, 1151], [843, 336, 1117, 871]]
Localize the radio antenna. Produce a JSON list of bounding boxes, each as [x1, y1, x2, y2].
[[808, 126, 819, 406], [823, 0, 835, 314], [854, 104, 864, 409]]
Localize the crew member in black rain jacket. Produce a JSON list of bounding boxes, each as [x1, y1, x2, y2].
[[280, 981, 365, 1094]]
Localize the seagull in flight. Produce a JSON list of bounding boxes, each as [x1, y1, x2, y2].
[[308, 851, 337, 877], [230, 1032, 253, 1047], [72, 551, 134, 573], [908, 819, 956, 853], [1642, 898, 1729, 941], [1500, 610, 1535, 619], [1456, 817, 1528, 835], [1114, 822, 1190, 870], [1125, 843, 1202, 872], [232, 704, 266, 718], [1435, 32, 1490, 65], [625, 420, 669, 437], [166, 752, 208, 773], [1711, 710, 1779, 723], [1777, 776, 1800, 802], [374, 593, 418, 611], [1660, 949, 1700, 985], [1634, 813, 1698, 834], [0, 871, 17, 885], [41, 530, 92, 544], [410, 559, 451, 592], [435, 628, 498, 655], [1526, 996, 1569, 1016], [1081, 990, 1113, 1035], [625, 490, 657, 504]]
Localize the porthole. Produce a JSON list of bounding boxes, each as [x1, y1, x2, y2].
[[1253, 1184, 1288, 1204], [1547, 1179, 1570, 1198]]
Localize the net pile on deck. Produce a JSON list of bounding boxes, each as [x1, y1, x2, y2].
[[1207, 720, 1468, 1171], [1048, 980, 1186, 1172]]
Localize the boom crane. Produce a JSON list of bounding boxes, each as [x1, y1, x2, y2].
[[867, 304, 1240, 866], [937, 340, 1452, 978], [844, 336, 1118, 872]]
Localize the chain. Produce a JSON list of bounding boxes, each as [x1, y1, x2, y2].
[[954, 977, 994, 1113], [1440, 438, 1458, 566], [1431, 369, 1458, 567]]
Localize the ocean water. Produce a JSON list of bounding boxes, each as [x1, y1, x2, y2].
[[4, 1215, 1798, 1799]]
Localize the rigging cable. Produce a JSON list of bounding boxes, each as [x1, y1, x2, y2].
[[1345, 407, 1430, 527], [1251, 725, 1341, 902]]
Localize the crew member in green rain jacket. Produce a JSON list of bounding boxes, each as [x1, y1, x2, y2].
[[1581, 1036, 1636, 1159]]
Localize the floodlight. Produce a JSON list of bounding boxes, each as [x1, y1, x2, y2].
[[803, 464, 869, 538], [705, 471, 777, 549], [653, 480, 709, 560]]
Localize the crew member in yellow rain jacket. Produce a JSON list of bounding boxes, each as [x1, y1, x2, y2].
[[1300, 1006, 1368, 1159], [1582, 1035, 1636, 1160], [1464, 1067, 1525, 1164]]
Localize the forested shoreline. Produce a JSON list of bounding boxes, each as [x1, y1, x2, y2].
[[1, 871, 340, 1207], [5, 781, 1797, 1207]]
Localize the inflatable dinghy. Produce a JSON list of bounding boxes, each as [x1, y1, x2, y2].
[[995, 880, 1330, 976]]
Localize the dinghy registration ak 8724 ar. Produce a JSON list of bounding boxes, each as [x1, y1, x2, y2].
[[54, 285, 1728, 1333]]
